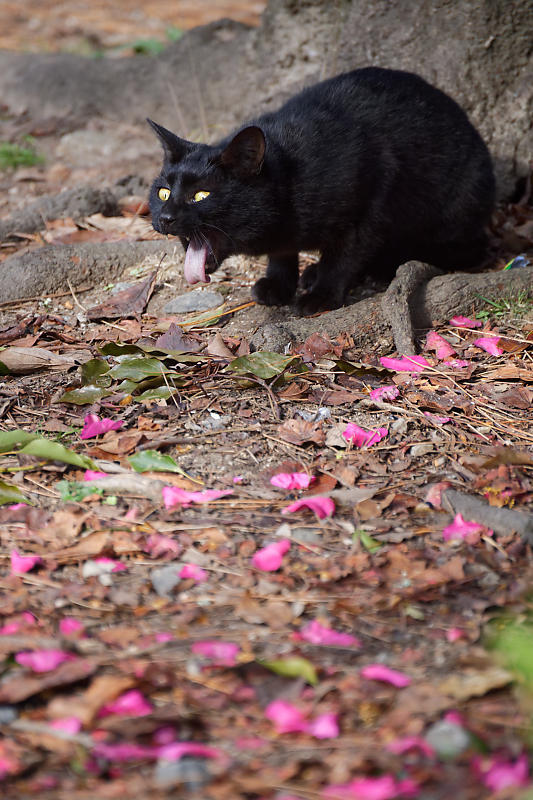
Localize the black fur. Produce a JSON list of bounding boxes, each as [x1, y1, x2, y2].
[[148, 67, 495, 314]]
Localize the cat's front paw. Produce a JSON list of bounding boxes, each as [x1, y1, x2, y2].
[[299, 262, 319, 292], [295, 288, 343, 316], [252, 277, 295, 306]]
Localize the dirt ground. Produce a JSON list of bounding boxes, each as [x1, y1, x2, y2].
[[1, 5, 533, 800]]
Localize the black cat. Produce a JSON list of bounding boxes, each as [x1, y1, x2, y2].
[[148, 67, 495, 315]]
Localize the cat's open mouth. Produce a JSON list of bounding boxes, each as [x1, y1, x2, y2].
[[182, 235, 218, 285]]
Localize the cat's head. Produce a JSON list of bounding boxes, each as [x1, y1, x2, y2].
[[148, 119, 266, 284]]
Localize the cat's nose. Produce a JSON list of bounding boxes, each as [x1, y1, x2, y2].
[[158, 212, 173, 232]]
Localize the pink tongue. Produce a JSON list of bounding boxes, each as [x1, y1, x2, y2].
[[184, 241, 209, 284]]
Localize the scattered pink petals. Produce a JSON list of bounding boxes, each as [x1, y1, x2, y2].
[[282, 496, 335, 519], [10, 549, 42, 575], [252, 539, 291, 571], [343, 423, 388, 448], [59, 618, 84, 636], [191, 640, 240, 667], [270, 472, 314, 490], [386, 735, 435, 758], [360, 664, 412, 688], [379, 355, 430, 372], [474, 336, 503, 356], [369, 385, 399, 402], [449, 315, 482, 328], [299, 620, 361, 648], [83, 470, 108, 481], [162, 486, 233, 509], [473, 753, 529, 792], [306, 712, 339, 739], [179, 563, 208, 583], [15, 649, 71, 673], [98, 690, 153, 718], [80, 414, 124, 439], [323, 775, 419, 799], [49, 717, 82, 735], [265, 700, 307, 734], [425, 331, 456, 359], [442, 512, 493, 541]]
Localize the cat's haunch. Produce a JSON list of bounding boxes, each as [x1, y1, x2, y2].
[[148, 67, 495, 315]]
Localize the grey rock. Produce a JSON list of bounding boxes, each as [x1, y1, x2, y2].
[[151, 564, 181, 597], [154, 756, 212, 789], [425, 719, 471, 758], [163, 290, 224, 314], [0, 706, 17, 724]]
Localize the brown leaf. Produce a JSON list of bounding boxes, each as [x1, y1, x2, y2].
[[0, 658, 97, 703], [47, 674, 134, 725], [439, 666, 512, 701], [277, 418, 325, 446], [0, 346, 79, 374], [155, 322, 203, 353], [86, 270, 157, 320], [207, 332, 234, 358]]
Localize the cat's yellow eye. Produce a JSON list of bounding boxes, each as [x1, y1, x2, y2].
[[158, 187, 171, 202], [193, 190, 210, 203]]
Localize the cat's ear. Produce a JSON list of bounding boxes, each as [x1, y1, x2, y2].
[[147, 119, 192, 163], [220, 126, 265, 176]]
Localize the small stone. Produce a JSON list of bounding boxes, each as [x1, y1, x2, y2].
[[151, 564, 181, 597], [154, 756, 211, 789], [0, 706, 17, 724], [424, 719, 471, 758], [163, 290, 224, 313]]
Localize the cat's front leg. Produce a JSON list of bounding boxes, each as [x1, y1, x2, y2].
[[297, 243, 357, 315], [252, 253, 299, 306]]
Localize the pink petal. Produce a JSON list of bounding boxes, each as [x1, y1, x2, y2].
[[473, 753, 529, 792], [93, 556, 127, 572], [270, 472, 314, 490], [306, 712, 339, 739], [444, 710, 466, 726], [323, 775, 418, 799], [191, 640, 240, 666], [92, 742, 156, 762], [281, 496, 335, 519], [423, 412, 451, 425], [474, 336, 503, 356], [156, 742, 224, 761], [162, 486, 233, 509], [251, 539, 291, 571], [59, 618, 84, 635], [8, 502, 28, 510], [10, 549, 42, 575], [179, 563, 208, 582], [449, 315, 482, 328], [445, 359, 471, 369], [233, 475, 244, 484], [446, 627, 466, 642], [369, 385, 399, 402], [343, 423, 388, 448], [300, 620, 361, 647], [80, 414, 124, 439], [50, 716, 82, 734], [15, 649, 71, 672], [425, 331, 456, 359], [360, 664, 412, 688], [144, 533, 181, 558], [379, 355, 430, 372], [265, 700, 308, 734], [386, 735, 435, 758], [98, 689, 153, 718], [442, 512, 493, 541], [155, 632, 173, 643], [83, 470, 108, 481]]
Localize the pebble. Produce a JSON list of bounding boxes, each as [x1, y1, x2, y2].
[[424, 719, 471, 758], [151, 564, 181, 597], [163, 290, 224, 313]]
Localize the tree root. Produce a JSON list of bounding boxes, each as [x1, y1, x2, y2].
[[381, 261, 442, 354], [441, 488, 533, 543], [0, 240, 181, 304], [0, 186, 119, 242]]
